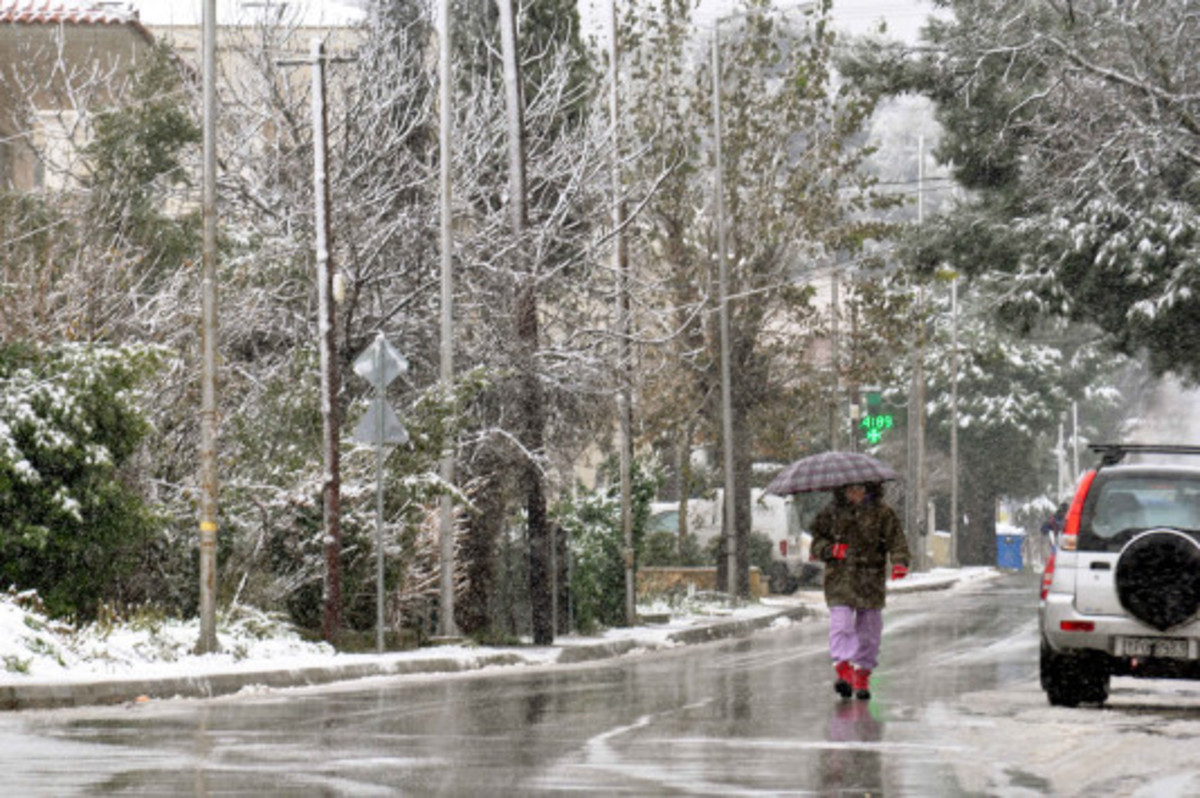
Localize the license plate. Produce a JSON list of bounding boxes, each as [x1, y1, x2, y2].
[[1121, 637, 1190, 658]]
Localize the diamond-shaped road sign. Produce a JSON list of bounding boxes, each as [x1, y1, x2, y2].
[[352, 398, 409, 446], [353, 333, 409, 389], [352, 334, 410, 447]]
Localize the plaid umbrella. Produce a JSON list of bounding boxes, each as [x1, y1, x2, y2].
[[765, 451, 900, 495]]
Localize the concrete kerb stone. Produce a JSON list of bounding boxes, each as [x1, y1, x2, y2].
[[666, 604, 812, 646], [0, 575, 962, 712], [556, 604, 814, 663], [890, 575, 960, 594], [556, 639, 645, 664], [0, 610, 810, 711], [0, 651, 530, 712]]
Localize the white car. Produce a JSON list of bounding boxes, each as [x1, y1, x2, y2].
[[1039, 444, 1200, 706]]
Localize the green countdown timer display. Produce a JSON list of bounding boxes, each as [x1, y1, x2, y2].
[[861, 413, 894, 444]]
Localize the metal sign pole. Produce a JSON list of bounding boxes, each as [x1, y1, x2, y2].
[[375, 343, 386, 653], [351, 334, 409, 653]]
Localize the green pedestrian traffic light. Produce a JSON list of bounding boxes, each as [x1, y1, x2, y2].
[[860, 387, 892, 443], [861, 412, 894, 444]]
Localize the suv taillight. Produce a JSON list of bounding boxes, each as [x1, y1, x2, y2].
[[1040, 551, 1056, 600], [1058, 470, 1096, 552]]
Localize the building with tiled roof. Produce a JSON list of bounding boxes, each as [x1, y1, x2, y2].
[[0, 0, 148, 29], [0, 1, 156, 190], [0, 1, 363, 193]]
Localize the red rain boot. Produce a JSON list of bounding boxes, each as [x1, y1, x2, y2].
[[853, 667, 872, 700], [834, 660, 853, 698]]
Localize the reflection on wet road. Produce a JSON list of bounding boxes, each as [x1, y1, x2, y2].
[[819, 699, 884, 794], [0, 572, 1041, 795]]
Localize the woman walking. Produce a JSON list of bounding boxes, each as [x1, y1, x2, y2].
[[810, 482, 911, 700]]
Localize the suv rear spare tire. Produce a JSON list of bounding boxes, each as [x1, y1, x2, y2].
[[1115, 530, 1200, 632]]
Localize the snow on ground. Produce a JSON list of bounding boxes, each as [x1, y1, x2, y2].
[[0, 568, 997, 686], [925, 667, 1200, 797]]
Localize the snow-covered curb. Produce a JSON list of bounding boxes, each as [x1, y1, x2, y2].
[[0, 567, 1000, 702]]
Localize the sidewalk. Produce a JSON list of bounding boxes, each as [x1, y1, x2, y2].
[[0, 569, 972, 712]]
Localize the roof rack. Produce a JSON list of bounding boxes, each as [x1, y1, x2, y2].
[[1089, 443, 1200, 467]]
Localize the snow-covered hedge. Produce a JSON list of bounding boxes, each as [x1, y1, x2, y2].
[[0, 342, 164, 620]]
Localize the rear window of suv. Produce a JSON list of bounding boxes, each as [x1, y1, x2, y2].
[[1079, 471, 1200, 551]]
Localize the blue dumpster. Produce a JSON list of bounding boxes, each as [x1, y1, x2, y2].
[[996, 531, 1024, 570]]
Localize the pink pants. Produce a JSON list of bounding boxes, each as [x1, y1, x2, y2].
[[829, 606, 883, 670]]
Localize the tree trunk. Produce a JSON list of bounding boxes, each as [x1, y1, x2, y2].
[[732, 390, 752, 597], [676, 422, 693, 554], [520, 287, 552, 644], [456, 476, 501, 636], [960, 478, 998, 565], [553, 523, 570, 635], [714, 377, 752, 597], [496, 0, 552, 644]]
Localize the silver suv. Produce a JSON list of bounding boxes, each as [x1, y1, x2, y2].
[[1039, 444, 1200, 706]]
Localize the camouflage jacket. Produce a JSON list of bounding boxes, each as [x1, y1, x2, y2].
[[810, 500, 910, 609]]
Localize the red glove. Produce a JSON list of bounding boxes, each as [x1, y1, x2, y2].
[[830, 543, 848, 560], [891, 563, 909, 581]]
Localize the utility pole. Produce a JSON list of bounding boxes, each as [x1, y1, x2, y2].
[[275, 40, 355, 644], [849, 301, 860, 453], [906, 289, 927, 569], [906, 135, 928, 571], [709, 4, 814, 596], [711, 21, 738, 597], [611, 0, 636, 626], [310, 38, 342, 644], [196, 0, 219, 655], [437, 0, 458, 639], [950, 274, 960, 566], [1072, 401, 1080, 483], [1057, 421, 1069, 498], [830, 269, 841, 451]]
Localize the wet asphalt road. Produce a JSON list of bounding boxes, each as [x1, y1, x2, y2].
[[0, 572, 1041, 795]]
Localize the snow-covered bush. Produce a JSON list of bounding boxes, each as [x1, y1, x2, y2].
[[0, 342, 164, 620], [553, 458, 659, 633]]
